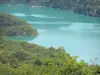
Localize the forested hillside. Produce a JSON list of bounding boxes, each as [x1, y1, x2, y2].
[[0, 13, 38, 36], [44, 0, 100, 17], [0, 0, 100, 16], [1, 40, 100, 75]]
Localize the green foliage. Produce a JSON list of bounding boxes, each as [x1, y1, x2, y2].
[[0, 12, 100, 75], [0, 40, 99, 75], [44, 0, 100, 16], [0, 0, 100, 16], [0, 13, 38, 36]]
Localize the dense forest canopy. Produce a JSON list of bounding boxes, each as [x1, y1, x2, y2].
[[0, 0, 100, 16], [0, 13, 38, 36]]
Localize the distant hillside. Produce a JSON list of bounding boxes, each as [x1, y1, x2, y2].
[[0, 13, 38, 36], [43, 0, 100, 17], [0, 0, 100, 17]]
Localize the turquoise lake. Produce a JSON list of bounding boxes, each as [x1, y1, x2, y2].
[[0, 4, 100, 64]]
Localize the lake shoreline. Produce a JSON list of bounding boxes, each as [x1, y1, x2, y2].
[[0, 2, 100, 17], [0, 4, 100, 65]]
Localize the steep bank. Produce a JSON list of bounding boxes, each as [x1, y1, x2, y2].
[[0, 0, 100, 17], [43, 0, 100, 17]]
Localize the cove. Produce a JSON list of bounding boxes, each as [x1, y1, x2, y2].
[[0, 4, 100, 64]]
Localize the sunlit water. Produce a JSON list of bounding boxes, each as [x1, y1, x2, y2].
[[0, 4, 100, 64]]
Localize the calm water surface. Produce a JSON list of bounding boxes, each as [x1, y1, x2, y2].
[[0, 4, 100, 64]]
